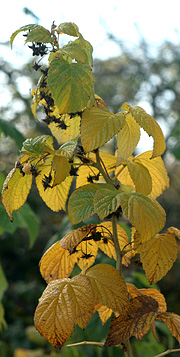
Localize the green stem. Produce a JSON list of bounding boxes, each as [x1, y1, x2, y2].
[[111, 214, 122, 273], [95, 150, 113, 186]]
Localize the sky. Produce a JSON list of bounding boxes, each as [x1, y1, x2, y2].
[[1, 0, 180, 151]]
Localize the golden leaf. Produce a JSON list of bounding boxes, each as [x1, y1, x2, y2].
[[157, 312, 180, 343], [35, 156, 73, 211], [116, 151, 169, 199], [85, 264, 129, 314], [2, 168, 32, 220], [127, 161, 152, 196], [34, 275, 94, 348], [94, 301, 113, 325], [52, 155, 71, 187], [76, 240, 98, 270], [116, 113, 140, 165], [135, 233, 178, 284], [39, 242, 77, 283], [48, 114, 81, 144], [105, 295, 159, 347], [168, 226, 180, 239]]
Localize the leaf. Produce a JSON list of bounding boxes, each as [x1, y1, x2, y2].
[[93, 185, 122, 220], [56, 22, 80, 37], [0, 264, 8, 301], [52, 156, 71, 187], [76, 151, 116, 188], [34, 275, 94, 348], [25, 25, 53, 43], [58, 41, 89, 65], [126, 283, 167, 312], [36, 161, 73, 212], [135, 232, 178, 284], [21, 135, 54, 156], [10, 24, 43, 47], [39, 241, 78, 283], [47, 58, 94, 114], [0, 119, 26, 150], [1, 168, 32, 220], [60, 224, 97, 252], [122, 103, 166, 157], [116, 151, 169, 199], [116, 113, 141, 165], [95, 301, 113, 325], [68, 183, 102, 225], [85, 264, 129, 314], [13, 203, 39, 248], [157, 312, 180, 343], [105, 295, 159, 347], [168, 226, 180, 239], [127, 161, 152, 196], [57, 139, 78, 159], [97, 221, 134, 267], [120, 193, 166, 241], [76, 240, 98, 270], [0, 303, 7, 332], [81, 107, 125, 153], [48, 114, 81, 144]]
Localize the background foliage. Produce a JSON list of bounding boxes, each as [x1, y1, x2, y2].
[[0, 12, 180, 357]]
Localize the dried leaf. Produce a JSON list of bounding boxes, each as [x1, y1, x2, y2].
[[105, 295, 159, 347], [157, 312, 180, 343]]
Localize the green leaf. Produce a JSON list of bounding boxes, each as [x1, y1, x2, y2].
[[58, 41, 89, 64], [68, 183, 104, 225], [0, 303, 7, 331], [56, 22, 79, 37], [47, 58, 94, 114], [93, 185, 121, 220], [10, 24, 48, 47], [26, 25, 54, 43], [81, 108, 125, 152], [21, 135, 53, 156], [0, 119, 25, 150], [56, 139, 78, 159], [0, 264, 8, 301]]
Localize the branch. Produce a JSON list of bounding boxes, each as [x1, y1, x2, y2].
[[66, 341, 104, 348], [154, 349, 180, 357]]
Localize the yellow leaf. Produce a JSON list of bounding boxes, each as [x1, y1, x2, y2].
[[52, 155, 71, 187], [123, 103, 166, 157], [116, 151, 169, 199], [105, 295, 159, 347], [81, 107, 125, 152], [2, 168, 32, 220], [94, 301, 113, 325], [86, 264, 129, 314], [126, 283, 167, 312], [127, 161, 152, 196], [35, 157, 73, 211], [34, 275, 94, 348], [39, 241, 77, 283], [116, 113, 141, 165], [157, 312, 180, 343], [121, 193, 166, 241], [168, 226, 180, 239], [135, 233, 178, 284], [48, 113, 81, 144], [76, 240, 98, 270], [76, 151, 116, 188]]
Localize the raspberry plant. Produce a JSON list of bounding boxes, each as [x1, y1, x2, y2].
[[2, 22, 180, 356]]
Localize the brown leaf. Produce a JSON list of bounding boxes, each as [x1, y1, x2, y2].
[[60, 224, 97, 252], [105, 295, 159, 347], [157, 312, 180, 343]]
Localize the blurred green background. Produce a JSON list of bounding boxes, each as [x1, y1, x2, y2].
[[0, 7, 180, 357]]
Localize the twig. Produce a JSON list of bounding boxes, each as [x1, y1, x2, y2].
[[66, 341, 104, 348], [154, 348, 180, 357]]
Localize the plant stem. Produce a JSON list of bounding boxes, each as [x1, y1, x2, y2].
[[95, 150, 113, 186], [111, 214, 122, 273]]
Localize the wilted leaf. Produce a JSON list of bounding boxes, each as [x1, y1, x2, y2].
[[122, 103, 166, 157], [2, 168, 32, 220], [21, 135, 54, 156], [116, 113, 140, 165], [168, 226, 180, 239], [81, 107, 125, 153], [135, 232, 178, 284], [127, 161, 152, 196], [157, 312, 180, 343], [105, 295, 159, 347], [60, 224, 96, 252], [48, 58, 94, 114], [86, 264, 129, 314], [127, 283, 167, 312], [10, 24, 47, 47], [39, 241, 77, 283], [34, 275, 94, 348], [120, 192, 166, 241]]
